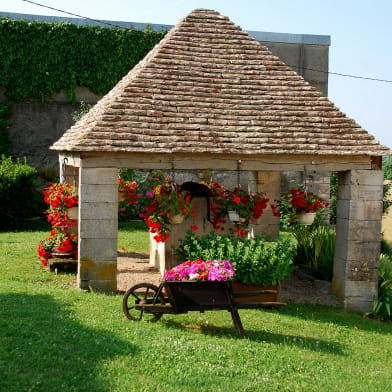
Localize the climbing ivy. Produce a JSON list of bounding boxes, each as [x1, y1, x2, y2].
[[0, 18, 166, 102], [0, 103, 11, 156]]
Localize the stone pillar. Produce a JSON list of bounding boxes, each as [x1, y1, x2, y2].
[[78, 167, 118, 292], [252, 171, 281, 238], [332, 169, 383, 312], [149, 197, 214, 275]]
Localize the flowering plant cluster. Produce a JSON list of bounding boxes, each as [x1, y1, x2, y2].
[[223, 187, 269, 236], [118, 178, 139, 204], [205, 182, 228, 231], [163, 258, 234, 281], [37, 182, 78, 266], [141, 178, 198, 242], [205, 183, 269, 237], [271, 187, 328, 225], [43, 183, 78, 213], [275, 188, 328, 214]]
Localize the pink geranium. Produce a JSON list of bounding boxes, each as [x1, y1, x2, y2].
[[163, 259, 234, 281]]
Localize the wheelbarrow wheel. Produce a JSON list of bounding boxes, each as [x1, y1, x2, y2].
[[122, 283, 165, 322]]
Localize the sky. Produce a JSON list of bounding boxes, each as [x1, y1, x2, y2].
[[1, 0, 391, 148]]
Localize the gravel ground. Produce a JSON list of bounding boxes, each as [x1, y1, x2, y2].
[[117, 253, 343, 307]]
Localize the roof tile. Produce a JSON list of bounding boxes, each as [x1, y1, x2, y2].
[[51, 9, 390, 156]]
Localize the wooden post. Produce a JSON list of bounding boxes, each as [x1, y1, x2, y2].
[[332, 169, 383, 312], [78, 167, 118, 292]]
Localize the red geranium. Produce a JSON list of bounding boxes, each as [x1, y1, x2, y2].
[[37, 182, 79, 264], [141, 178, 197, 243]]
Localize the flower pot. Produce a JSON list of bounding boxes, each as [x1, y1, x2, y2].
[[297, 212, 316, 225], [67, 207, 78, 220], [228, 210, 240, 222], [118, 192, 126, 202], [228, 211, 247, 224], [51, 249, 73, 259], [232, 281, 281, 304], [169, 214, 184, 224]]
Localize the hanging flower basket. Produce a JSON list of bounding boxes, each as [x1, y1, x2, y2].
[[272, 187, 328, 226], [67, 206, 78, 220], [297, 212, 316, 226], [169, 214, 185, 224], [142, 178, 197, 242], [204, 183, 269, 237]]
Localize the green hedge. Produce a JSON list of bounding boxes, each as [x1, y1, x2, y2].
[[0, 18, 166, 101], [0, 155, 44, 229]]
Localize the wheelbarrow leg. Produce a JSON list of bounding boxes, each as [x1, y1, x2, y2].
[[229, 307, 245, 338]]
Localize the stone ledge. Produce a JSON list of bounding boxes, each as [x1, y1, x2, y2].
[[48, 258, 77, 273]]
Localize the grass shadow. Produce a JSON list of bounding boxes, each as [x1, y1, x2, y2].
[[161, 319, 346, 355], [278, 303, 392, 334], [0, 293, 138, 392]]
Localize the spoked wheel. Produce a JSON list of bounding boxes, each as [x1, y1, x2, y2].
[[122, 283, 165, 322]]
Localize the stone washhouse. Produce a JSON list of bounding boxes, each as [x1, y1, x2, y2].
[[51, 9, 391, 312]]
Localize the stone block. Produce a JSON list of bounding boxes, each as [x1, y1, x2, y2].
[[336, 218, 381, 242], [79, 258, 117, 281], [344, 280, 378, 297], [334, 237, 380, 262], [337, 200, 383, 220], [346, 262, 378, 281], [332, 279, 377, 312], [338, 184, 383, 201], [80, 202, 118, 220], [80, 183, 118, 202], [339, 170, 383, 187], [79, 238, 117, 261], [80, 167, 118, 185], [79, 219, 118, 238]]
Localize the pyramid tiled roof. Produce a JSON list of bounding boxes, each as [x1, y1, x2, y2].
[[51, 9, 390, 156]]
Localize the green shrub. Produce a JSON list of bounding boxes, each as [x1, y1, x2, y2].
[[292, 219, 336, 281], [373, 255, 392, 320], [174, 231, 295, 286], [0, 155, 44, 230]]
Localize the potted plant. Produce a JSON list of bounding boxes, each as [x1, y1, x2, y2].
[[175, 231, 295, 302], [37, 182, 79, 267], [223, 187, 269, 235], [205, 183, 270, 237], [142, 178, 197, 242], [272, 187, 328, 225]]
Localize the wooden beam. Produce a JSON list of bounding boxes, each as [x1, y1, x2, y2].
[[77, 151, 373, 171]]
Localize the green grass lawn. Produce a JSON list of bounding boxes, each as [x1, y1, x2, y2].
[[0, 225, 391, 392]]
